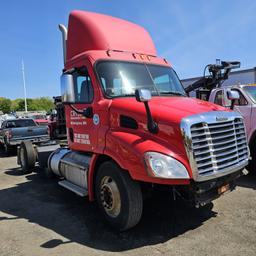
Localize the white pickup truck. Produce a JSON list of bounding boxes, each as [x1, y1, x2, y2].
[[208, 84, 256, 173]]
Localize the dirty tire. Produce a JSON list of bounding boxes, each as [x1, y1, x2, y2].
[[247, 141, 256, 175], [95, 161, 143, 231], [20, 141, 36, 174]]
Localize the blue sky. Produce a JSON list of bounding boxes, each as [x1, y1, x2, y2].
[[0, 0, 256, 99]]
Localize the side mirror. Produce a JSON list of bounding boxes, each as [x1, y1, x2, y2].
[[61, 74, 75, 103], [135, 89, 152, 102], [227, 90, 239, 110], [227, 90, 239, 101]]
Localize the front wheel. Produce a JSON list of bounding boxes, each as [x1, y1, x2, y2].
[[95, 161, 143, 231]]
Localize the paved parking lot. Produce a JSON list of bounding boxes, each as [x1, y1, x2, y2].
[[0, 150, 256, 256]]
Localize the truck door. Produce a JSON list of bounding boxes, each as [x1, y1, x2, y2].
[[232, 89, 251, 136], [65, 66, 97, 152]]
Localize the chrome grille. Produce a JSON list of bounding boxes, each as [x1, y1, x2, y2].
[[191, 118, 248, 175], [181, 111, 249, 181]]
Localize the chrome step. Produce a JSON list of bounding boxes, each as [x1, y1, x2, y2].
[[58, 180, 88, 197]]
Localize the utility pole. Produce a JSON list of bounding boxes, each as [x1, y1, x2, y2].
[[21, 59, 28, 113]]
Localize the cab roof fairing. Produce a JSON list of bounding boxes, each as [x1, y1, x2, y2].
[[66, 10, 157, 65]]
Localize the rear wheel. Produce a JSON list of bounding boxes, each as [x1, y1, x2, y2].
[[20, 141, 36, 174], [95, 161, 143, 231]]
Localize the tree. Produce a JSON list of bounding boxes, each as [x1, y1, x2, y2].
[[34, 97, 54, 112], [11, 98, 24, 111], [0, 97, 54, 113], [0, 97, 11, 114]]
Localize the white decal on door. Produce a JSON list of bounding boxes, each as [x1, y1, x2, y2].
[[74, 133, 91, 144]]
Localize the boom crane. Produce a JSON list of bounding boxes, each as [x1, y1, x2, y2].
[[185, 60, 241, 100]]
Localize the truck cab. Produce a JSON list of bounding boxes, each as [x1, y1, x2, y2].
[[18, 10, 249, 230], [209, 84, 256, 172]]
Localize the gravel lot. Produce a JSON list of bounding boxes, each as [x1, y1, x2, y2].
[[0, 150, 256, 256]]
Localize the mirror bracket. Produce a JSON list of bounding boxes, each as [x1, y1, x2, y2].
[[135, 89, 158, 134]]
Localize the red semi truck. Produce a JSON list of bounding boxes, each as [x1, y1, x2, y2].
[[18, 11, 249, 230]]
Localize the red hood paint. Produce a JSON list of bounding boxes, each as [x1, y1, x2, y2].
[[110, 96, 226, 124], [109, 96, 226, 157]]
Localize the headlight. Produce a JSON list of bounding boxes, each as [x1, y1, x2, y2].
[[144, 152, 189, 179]]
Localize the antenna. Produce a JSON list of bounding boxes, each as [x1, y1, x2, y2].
[[21, 59, 28, 113]]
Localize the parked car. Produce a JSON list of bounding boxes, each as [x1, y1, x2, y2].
[[32, 115, 48, 126], [0, 118, 50, 155]]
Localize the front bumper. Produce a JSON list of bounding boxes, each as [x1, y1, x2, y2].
[[175, 169, 245, 207]]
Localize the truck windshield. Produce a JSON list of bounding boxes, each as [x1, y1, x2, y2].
[[96, 61, 186, 98], [244, 86, 256, 103]]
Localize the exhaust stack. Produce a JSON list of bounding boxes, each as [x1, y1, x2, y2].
[[58, 24, 67, 65]]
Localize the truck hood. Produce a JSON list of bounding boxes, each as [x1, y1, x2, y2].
[[109, 96, 227, 157], [110, 96, 226, 124]]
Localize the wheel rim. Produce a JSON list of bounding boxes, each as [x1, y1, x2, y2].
[[100, 176, 121, 218], [20, 147, 26, 168]]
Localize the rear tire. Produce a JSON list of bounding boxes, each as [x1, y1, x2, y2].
[[20, 141, 36, 174], [95, 161, 143, 231]]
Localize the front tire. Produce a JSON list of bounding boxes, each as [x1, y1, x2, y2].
[[95, 161, 143, 231]]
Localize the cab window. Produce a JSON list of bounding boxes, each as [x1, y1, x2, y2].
[[232, 90, 247, 106], [73, 68, 94, 103], [1, 121, 6, 129], [214, 90, 224, 106]]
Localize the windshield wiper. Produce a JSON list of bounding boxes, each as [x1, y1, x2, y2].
[[160, 91, 186, 96]]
